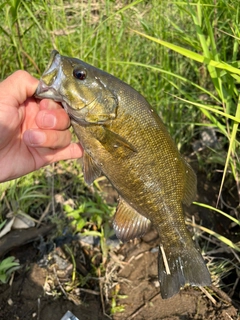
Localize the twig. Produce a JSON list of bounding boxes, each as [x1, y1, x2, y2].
[[53, 267, 68, 298], [37, 298, 41, 320], [21, 50, 41, 74], [99, 278, 112, 319], [225, 313, 234, 320], [199, 286, 217, 305], [210, 285, 232, 304], [79, 288, 100, 295], [108, 251, 129, 267], [230, 247, 240, 264], [160, 244, 171, 275], [192, 215, 196, 242], [36, 202, 51, 228], [229, 278, 239, 298], [219, 194, 239, 219]]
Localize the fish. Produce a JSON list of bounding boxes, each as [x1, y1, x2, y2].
[[35, 50, 211, 299]]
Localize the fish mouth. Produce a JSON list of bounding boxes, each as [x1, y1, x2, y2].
[[35, 81, 63, 101], [35, 50, 89, 124], [35, 50, 70, 111], [36, 81, 78, 120], [35, 82, 85, 123]]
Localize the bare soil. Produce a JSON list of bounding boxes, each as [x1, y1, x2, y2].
[[0, 231, 238, 320], [0, 172, 239, 320]]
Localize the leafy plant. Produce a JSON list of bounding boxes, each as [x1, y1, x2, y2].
[[110, 285, 127, 315], [0, 256, 20, 284]]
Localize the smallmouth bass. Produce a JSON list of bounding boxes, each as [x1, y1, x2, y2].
[[35, 50, 211, 299]]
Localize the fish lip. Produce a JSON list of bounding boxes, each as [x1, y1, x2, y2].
[[34, 81, 60, 100], [35, 82, 78, 118], [35, 82, 71, 114]]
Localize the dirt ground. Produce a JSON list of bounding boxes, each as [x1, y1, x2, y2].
[[0, 229, 239, 320], [0, 173, 239, 320]]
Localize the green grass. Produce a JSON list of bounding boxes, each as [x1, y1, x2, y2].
[[0, 0, 240, 308]]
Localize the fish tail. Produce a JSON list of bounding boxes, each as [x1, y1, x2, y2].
[[158, 241, 211, 299]]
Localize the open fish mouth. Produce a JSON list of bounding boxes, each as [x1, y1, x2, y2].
[[35, 50, 70, 113], [35, 81, 82, 123], [35, 81, 62, 102], [35, 80, 72, 117], [35, 81, 88, 124], [35, 50, 89, 124]]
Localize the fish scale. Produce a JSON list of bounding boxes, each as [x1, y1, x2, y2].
[[35, 50, 211, 299]]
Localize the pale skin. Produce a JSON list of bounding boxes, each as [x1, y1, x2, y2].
[[0, 70, 83, 182]]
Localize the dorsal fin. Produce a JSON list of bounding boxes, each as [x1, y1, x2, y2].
[[182, 160, 197, 206], [113, 198, 151, 242]]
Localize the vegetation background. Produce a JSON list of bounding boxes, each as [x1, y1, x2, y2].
[[0, 0, 239, 318]]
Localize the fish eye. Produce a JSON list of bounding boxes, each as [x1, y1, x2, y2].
[[73, 68, 87, 80]]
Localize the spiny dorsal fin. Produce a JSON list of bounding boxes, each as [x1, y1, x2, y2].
[[113, 198, 151, 242], [83, 152, 102, 185]]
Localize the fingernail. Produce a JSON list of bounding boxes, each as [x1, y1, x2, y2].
[[42, 113, 56, 128], [29, 131, 46, 145]]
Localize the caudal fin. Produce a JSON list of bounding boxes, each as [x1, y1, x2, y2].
[[158, 242, 211, 299]]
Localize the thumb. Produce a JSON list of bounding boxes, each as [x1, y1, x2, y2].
[[0, 70, 39, 107]]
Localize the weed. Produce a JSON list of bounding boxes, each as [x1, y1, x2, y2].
[[0, 256, 20, 284]]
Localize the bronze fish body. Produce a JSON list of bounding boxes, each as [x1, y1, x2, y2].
[[35, 50, 211, 299]]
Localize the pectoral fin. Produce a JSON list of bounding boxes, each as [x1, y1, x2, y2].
[[95, 126, 137, 155], [83, 152, 102, 185], [113, 198, 151, 242]]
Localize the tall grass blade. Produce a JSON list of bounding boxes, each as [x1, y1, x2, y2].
[[193, 202, 240, 226], [186, 221, 240, 253], [217, 96, 240, 205], [132, 30, 240, 79]]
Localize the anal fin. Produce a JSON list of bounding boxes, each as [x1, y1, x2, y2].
[[113, 198, 151, 242], [83, 152, 102, 185]]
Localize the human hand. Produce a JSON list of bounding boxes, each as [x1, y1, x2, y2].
[[0, 70, 83, 182]]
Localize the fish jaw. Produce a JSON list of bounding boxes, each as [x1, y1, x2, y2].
[[35, 50, 70, 113], [35, 80, 63, 102], [35, 78, 92, 125]]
